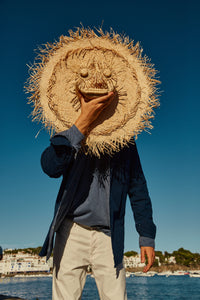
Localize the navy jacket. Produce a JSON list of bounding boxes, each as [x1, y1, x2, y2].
[[39, 134, 156, 267]]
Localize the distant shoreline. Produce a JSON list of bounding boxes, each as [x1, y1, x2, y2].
[[0, 272, 52, 279], [1, 267, 200, 279]]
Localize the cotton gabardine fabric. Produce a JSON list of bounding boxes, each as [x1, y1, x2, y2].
[[25, 27, 160, 156]]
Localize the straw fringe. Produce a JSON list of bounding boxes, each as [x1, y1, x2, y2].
[[24, 26, 161, 157]]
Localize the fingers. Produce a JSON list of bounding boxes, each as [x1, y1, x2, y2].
[[140, 247, 145, 264], [76, 90, 85, 105], [141, 247, 155, 273], [143, 254, 153, 273], [77, 91, 114, 110], [77, 90, 114, 103], [75, 91, 115, 132], [92, 91, 114, 104]]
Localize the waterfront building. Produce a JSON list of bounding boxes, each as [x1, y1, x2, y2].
[[123, 254, 162, 268], [0, 251, 53, 275], [123, 254, 145, 268]]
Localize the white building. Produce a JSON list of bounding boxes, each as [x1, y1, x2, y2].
[[123, 254, 145, 268], [165, 256, 176, 264], [123, 254, 161, 268], [0, 252, 52, 275]]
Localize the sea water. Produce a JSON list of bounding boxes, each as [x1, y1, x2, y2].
[[0, 275, 200, 299]]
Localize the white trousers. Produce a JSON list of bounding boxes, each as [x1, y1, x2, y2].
[[53, 218, 127, 300]]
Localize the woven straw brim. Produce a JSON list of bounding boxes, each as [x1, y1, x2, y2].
[[24, 27, 160, 156]]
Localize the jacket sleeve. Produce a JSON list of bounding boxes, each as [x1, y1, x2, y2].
[[41, 125, 85, 178], [128, 143, 156, 243]]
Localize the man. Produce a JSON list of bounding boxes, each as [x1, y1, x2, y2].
[[40, 90, 156, 300]]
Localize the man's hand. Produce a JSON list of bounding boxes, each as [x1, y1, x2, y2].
[[140, 246, 155, 273], [75, 91, 115, 135]]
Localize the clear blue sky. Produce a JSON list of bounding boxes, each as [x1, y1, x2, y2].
[[0, 0, 199, 254]]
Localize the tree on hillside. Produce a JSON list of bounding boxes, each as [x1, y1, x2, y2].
[[124, 251, 138, 257], [155, 251, 165, 264], [172, 248, 199, 267], [164, 251, 172, 258]]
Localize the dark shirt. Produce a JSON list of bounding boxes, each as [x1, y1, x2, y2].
[[52, 125, 155, 248]]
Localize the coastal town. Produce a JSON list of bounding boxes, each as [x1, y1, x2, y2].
[[0, 251, 53, 276], [0, 247, 200, 278]]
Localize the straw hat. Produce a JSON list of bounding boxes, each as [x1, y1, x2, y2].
[[25, 27, 160, 156]]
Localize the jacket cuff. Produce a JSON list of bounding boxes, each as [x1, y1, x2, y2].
[[51, 125, 85, 151], [139, 236, 155, 248]]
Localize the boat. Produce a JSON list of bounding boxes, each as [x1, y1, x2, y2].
[[189, 272, 200, 278]]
